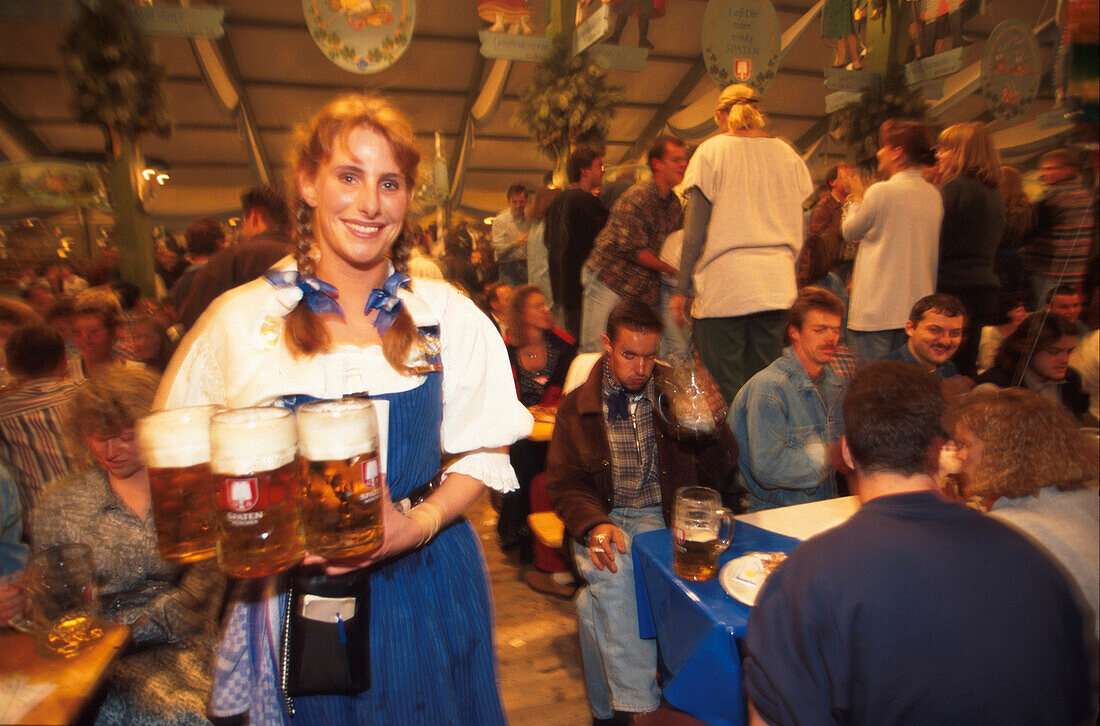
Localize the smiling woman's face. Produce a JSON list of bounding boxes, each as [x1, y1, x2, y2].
[[299, 124, 410, 279]]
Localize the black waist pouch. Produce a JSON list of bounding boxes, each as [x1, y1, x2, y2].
[[284, 569, 370, 696]]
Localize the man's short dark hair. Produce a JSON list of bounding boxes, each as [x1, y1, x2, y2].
[[909, 293, 968, 325], [184, 217, 224, 257], [993, 291, 1028, 325], [45, 297, 77, 324], [484, 281, 509, 306], [506, 183, 527, 200], [5, 323, 65, 378], [824, 164, 842, 186], [606, 298, 663, 343], [647, 135, 684, 171], [843, 361, 945, 477], [567, 145, 604, 184], [1045, 284, 1079, 306], [787, 286, 845, 332], [241, 185, 290, 228]]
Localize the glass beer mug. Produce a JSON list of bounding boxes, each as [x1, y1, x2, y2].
[[672, 486, 733, 581], [27, 543, 104, 657], [209, 407, 305, 578], [296, 398, 384, 559], [656, 356, 722, 438], [137, 406, 220, 563]]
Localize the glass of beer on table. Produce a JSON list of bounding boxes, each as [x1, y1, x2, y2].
[[209, 407, 305, 578], [27, 543, 104, 657], [296, 398, 384, 559], [137, 406, 220, 563], [672, 486, 733, 581]]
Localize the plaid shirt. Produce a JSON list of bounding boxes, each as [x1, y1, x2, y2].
[[586, 180, 683, 305], [1025, 177, 1095, 282], [602, 365, 661, 509]]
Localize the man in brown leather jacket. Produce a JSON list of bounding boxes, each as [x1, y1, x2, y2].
[[546, 299, 738, 726]]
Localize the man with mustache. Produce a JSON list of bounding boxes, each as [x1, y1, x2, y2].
[[731, 287, 849, 511], [882, 294, 968, 378]]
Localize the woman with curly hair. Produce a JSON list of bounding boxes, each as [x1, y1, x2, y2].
[[945, 387, 1098, 649], [158, 93, 531, 725]]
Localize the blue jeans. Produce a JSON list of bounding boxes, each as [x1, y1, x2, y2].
[[580, 269, 623, 354], [847, 328, 906, 365], [572, 506, 664, 718], [659, 282, 691, 363], [498, 260, 528, 287]]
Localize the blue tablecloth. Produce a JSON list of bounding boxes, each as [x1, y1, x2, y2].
[[633, 522, 801, 726]]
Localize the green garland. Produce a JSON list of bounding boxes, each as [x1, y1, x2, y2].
[[829, 68, 927, 163], [512, 35, 623, 163], [60, 0, 171, 148]]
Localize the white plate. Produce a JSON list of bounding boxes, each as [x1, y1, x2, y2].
[[719, 552, 786, 606]]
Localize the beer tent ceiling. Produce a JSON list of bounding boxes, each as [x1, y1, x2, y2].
[[0, 0, 1064, 225]]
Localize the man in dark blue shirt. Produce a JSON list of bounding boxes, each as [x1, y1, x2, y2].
[[743, 361, 1092, 726]]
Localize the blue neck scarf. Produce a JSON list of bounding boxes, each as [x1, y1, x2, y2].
[[264, 271, 343, 317], [364, 272, 412, 336]]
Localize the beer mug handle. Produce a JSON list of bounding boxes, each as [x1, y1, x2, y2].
[[714, 508, 734, 552]]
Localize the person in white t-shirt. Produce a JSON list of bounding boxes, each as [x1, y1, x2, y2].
[[670, 84, 813, 404], [840, 119, 943, 364]]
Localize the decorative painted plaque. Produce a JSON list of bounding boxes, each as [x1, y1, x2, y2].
[[701, 0, 781, 94], [981, 18, 1041, 122], [303, 0, 415, 74]]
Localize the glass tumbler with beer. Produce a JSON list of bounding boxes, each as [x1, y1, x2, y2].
[[209, 407, 305, 578], [672, 486, 733, 581], [137, 406, 220, 564], [296, 398, 384, 559], [27, 543, 104, 657]]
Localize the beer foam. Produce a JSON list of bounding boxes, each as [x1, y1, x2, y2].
[[296, 399, 378, 462], [682, 528, 719, 543], [210, 407, 298, 475], [138, 406, 220, 468]]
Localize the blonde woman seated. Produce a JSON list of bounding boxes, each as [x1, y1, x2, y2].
[[946, 388, 1099, 652], [32, 367, 224, 725]]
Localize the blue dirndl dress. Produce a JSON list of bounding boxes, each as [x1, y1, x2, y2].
[[211, 328, 507, 726]]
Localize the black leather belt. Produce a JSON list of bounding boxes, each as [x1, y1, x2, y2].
[[394, 469, 444, 513]]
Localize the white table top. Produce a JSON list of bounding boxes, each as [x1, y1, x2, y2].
[[735, 496, 861, 541]]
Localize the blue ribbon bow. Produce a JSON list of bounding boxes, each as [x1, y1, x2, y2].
[[605, 388, 634, 422], [264, 271, 344, 317], [364, 272, 412, 336]]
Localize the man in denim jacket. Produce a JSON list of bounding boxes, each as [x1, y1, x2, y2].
[[731, 287, 849, 511]]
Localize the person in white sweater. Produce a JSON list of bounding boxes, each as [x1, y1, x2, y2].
[[840, 120, 943, 364]]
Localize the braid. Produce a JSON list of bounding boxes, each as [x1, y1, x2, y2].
[[293, 197, 316, 276], [284, 196, 329, 357], [390, 223, 412, 273]]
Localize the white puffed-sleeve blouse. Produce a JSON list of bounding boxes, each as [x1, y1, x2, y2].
[[155, 261, 533, 493]]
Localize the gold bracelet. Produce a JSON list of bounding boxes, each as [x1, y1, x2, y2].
[[407, 500, 446, 547]]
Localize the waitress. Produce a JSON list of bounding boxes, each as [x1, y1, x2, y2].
[[157, 93, 532, 725]]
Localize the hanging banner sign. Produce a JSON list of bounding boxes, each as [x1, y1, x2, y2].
[[478, 32, 550, 62], [701, 0, 781, 94], [303, 0, 415, 74], [981, 18, 1041, 122], [574, 4, 611, 55], [824, 91, 861, 114], [0, 160, 109, 213], [904, 46, 964, 85]]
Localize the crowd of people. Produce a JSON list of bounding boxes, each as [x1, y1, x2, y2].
[[0, 85, 1094, 726]]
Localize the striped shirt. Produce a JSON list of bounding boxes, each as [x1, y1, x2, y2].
[[1026, 178, 1095, 282], [0, 377, 80, 516]]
